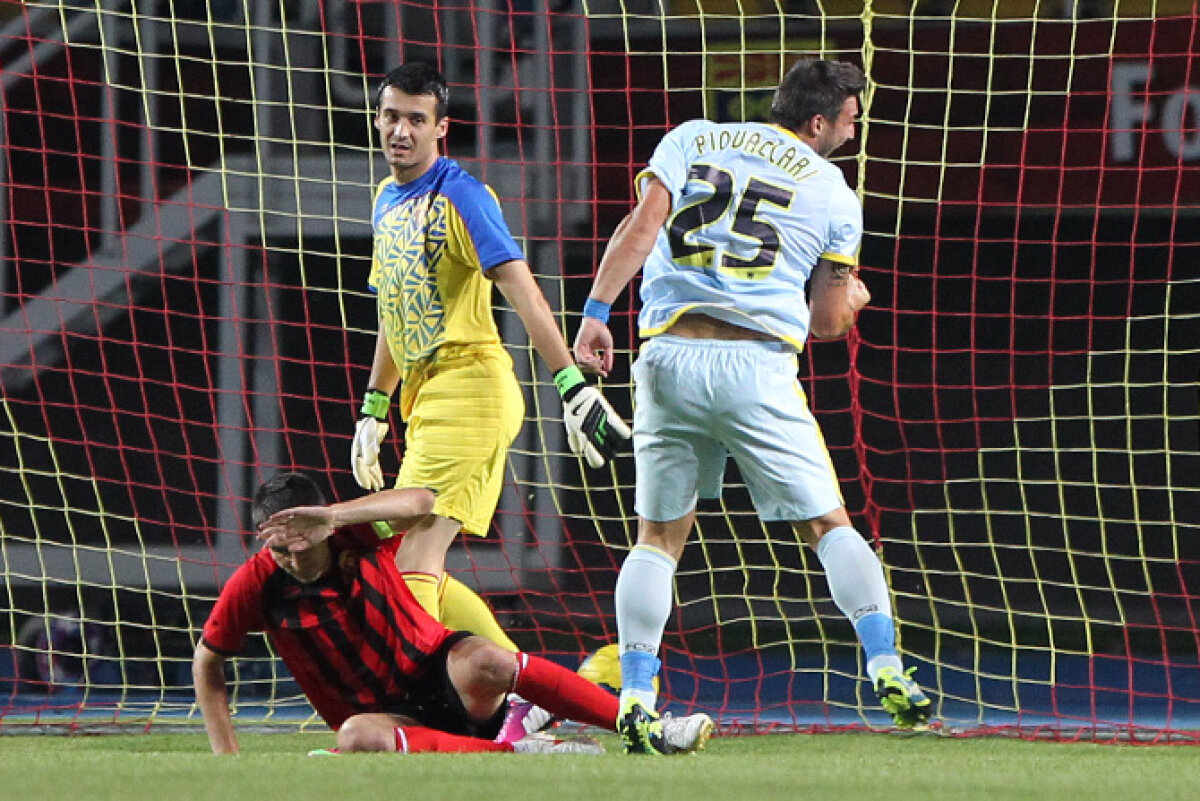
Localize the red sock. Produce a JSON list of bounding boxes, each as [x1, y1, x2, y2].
[[512, 653, 619, 731], [395, 725, 514, 753]]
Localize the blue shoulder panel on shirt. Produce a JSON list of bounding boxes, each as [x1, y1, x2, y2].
[[436, 162, 524, 271], [370, 159, 523, 274]]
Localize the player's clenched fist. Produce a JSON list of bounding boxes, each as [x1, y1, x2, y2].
[[573, 315, 615, 377]]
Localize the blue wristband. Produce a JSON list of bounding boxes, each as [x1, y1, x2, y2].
[[583, 298, 611, 324]]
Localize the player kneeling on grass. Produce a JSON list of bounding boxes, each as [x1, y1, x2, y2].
[[193, 472, 713, 756]]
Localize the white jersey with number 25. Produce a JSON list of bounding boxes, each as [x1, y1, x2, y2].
[[636, 118, 862, 351]]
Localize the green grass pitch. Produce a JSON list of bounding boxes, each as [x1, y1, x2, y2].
[[2, 730, 1199, 801]]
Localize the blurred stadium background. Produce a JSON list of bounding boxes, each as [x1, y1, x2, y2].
[[0, 0, 1196, 741]]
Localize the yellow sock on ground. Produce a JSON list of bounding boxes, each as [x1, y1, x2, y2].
[[438, 573, 519, 652], [402, 572, 442, 620]]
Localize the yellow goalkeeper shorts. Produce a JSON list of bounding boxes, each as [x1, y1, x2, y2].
[[395, 342, 525, 537]]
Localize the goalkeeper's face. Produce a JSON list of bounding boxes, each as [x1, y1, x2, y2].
[[374, 86, 448, 184]]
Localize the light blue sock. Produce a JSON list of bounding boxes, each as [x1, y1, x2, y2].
[[816, 526, 902, 683], [854, 611, 896, 661], [620, 651, 661, 695], [615, 544, 676, 710]]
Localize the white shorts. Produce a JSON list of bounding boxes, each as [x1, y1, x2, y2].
[[632, 335, 844, 523]]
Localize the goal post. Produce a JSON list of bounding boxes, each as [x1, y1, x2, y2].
[[0, 0, 1197, 741]]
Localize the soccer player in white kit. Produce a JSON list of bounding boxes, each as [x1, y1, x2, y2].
[[573, 59, 932, 753]]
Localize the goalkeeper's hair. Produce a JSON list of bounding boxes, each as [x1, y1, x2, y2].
[[251, 472, 328, 528], [374, 61, 450, 119], [770, 59, 866, 131]]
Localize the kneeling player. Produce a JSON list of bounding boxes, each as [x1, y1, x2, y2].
[[193, 472, 714, 756]]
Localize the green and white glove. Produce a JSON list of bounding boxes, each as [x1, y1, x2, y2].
[[351, 389, 390, 491], [554, 366, 632, 469]]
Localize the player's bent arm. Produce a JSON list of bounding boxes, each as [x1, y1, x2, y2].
[[193, 641, 239, 755], [573, 177, 671, 375], [588, 176, 672, 305], [808, 257, 871, 339], [326, 486, 436, 530], [490, 258, 574, 374], [487, 259, 633, 466], [258, 487, 436, 550]]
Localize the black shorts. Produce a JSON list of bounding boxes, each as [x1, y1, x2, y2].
[[387, 631, 507, 740]]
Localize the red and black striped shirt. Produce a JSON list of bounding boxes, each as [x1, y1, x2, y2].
[[201, 525, 452, 729]]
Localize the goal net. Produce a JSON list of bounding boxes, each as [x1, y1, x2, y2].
[[1, 0, 1196, 741]]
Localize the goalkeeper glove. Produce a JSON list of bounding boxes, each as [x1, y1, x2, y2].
[[554, 366, 632, 469], [351, 389, 390, 491]]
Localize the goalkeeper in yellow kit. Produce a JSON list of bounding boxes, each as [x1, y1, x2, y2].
[[348, 63, 629, 739]]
